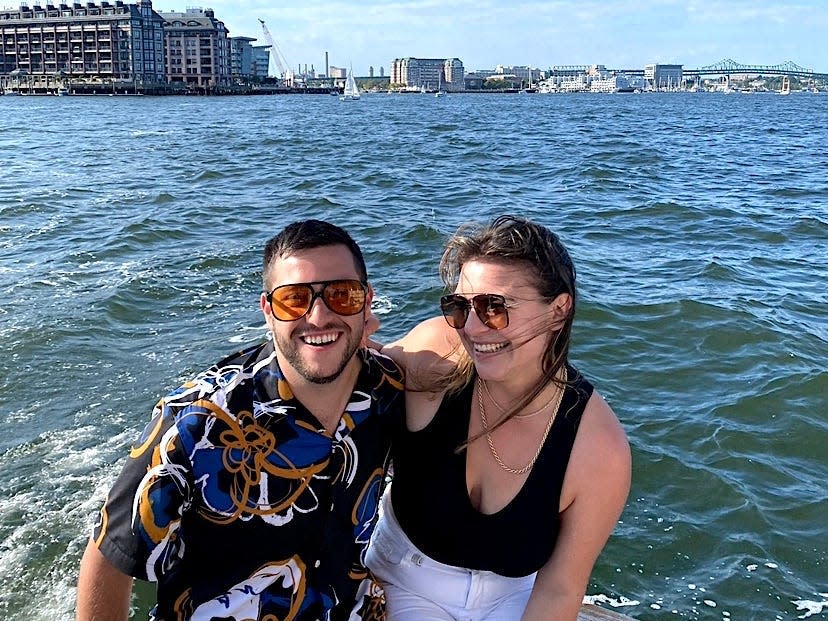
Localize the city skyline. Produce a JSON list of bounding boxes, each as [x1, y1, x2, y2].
[[163, 0, 828, 76]]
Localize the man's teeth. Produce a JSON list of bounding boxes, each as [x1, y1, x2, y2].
[[474, 342, 506, 353], [302, 333, 338, 345]]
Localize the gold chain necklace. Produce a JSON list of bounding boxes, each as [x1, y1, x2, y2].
[[476, 368, 567, 475], [480, 377, 555, 419]]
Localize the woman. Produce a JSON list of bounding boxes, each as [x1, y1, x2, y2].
[[365, 215, 631, 621]]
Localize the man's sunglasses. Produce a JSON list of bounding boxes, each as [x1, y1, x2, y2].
[[439, 293, 513, 330], [266, 279, 367, 321]]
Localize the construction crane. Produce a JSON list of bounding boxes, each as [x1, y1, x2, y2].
[[258, 19, 293, 85]]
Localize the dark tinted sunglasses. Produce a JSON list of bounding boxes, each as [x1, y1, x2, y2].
[[439, 293, 511, 330], [266, 279, 367, 321]]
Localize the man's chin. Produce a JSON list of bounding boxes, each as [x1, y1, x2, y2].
[[299, 370, 341, 385]]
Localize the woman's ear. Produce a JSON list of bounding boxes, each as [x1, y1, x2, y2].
[[550, 292, 573, 323]]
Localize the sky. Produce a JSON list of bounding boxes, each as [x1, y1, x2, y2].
[[152, 0, 828, 76]]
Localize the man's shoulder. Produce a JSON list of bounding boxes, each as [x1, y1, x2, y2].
[[161, 341, 275, 412]]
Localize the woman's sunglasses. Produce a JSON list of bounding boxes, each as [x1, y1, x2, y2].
[[266, 279, 367, 321], [439, 293, 512, 330]]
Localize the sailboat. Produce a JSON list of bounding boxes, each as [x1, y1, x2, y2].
[[780, 75, 791, 96], [340, 67, 360, 101], [435, 72, 447, 97], [520, 70, 537, 94]]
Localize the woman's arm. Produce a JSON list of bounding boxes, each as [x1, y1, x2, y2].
[[521, 391, 632, 621], [380, 316, 461, 388]]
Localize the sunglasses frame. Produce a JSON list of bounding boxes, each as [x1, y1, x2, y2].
[[439, 293, 513, 330], [266, 279, 368, 321]]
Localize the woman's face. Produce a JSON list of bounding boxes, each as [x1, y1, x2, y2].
[[452, 259, 568, 385]]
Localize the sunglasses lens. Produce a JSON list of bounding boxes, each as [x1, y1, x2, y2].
[[472, 294, 509, 330], [270, 280, 366, 320], [270, 284, 314, 320], [323, 280, 366, 316], [440, 294, 471, 329]]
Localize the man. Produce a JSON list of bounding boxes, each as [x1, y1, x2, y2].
[[76, 220, 404, 621]]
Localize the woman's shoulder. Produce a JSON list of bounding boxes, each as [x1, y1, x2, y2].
[[570, 388, 631, 490]]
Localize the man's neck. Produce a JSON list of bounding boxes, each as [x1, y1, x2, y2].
[[281, 354, 364, 435]]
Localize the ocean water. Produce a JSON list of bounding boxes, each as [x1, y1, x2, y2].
[[0, 91, 826, 620]]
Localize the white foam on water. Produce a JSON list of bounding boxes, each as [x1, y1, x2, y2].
[[583, 593, 641, 608], [0, 421, 134, 621], [370, 294, 397, 316], [792, 597, 828, 619], [228, 323, 268, 344]]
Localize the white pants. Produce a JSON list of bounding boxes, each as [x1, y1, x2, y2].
[[365, 493, 536, 621]]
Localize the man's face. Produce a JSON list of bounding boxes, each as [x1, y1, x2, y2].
[[261, 244, 370, 384]]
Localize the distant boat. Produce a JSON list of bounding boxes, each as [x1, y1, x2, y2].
[[340, 68, 360, 101], [780, 76, 791, 96], [435, 73, 447, 98], [57, 87, 70, 96], [519, 71, 537, 94], [3, 88, 20, 96]]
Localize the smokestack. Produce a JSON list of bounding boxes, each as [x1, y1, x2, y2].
[[325, 51, 329, 78]]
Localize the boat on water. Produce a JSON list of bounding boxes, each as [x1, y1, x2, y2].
[[435, 73, 447, 98], [340, 68, 360, 101], [57, 87, 70, 96], [2, 88, 20, 96], [780, 75, 791, 96]]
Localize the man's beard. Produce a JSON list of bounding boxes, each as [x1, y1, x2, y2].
[[274, 324, 362, 384]]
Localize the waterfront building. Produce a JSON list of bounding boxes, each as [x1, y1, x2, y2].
[[644, 63, 682, 90], [329, 65, 346, 79], [229, 35, 255, 79], [250, 45, 269, 79], [494, 64, 541, 83], [590, 74, 631, 93], [0, 0, 165, 88], [159, 7, 230, 89], [547, 65, 590, 79], [390, 57, 464, 92], [463, 72, 485, 90]]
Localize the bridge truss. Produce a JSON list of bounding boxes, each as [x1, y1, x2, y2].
[[684, 59, 828, 80]]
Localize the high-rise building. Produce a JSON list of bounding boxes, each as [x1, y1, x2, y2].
[[159, 7, 230, 89], [229, 36, 256, 78], [390, 57, 464, 91], [0, 0, 165, 84], [250, 45, 269, 79]]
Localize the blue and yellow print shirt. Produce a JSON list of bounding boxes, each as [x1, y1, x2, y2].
[[92, 341, 404, 621]]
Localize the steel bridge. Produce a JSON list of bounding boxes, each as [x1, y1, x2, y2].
[[606, 59, 828, 81], [683, 59, 828, 80]]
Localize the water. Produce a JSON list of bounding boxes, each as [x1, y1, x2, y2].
[[1, 91, 826, 620]]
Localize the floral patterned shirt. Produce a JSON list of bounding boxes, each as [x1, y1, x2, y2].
[[92, 341, 403, 621]]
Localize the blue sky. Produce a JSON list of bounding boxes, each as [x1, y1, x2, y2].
[[155, 0, 828, 76]]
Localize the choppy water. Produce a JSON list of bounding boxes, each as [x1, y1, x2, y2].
[[1, 91, 826, 621]]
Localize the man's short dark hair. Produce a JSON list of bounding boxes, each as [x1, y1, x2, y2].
[[263, 220, 368, 289]]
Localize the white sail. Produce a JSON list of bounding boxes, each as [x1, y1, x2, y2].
[[341, 68, 360, 101]]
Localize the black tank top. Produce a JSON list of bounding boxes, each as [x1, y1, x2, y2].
[[390, 365, 593, 577]]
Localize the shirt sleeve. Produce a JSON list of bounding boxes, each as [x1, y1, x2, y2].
[[92, 394, 194, 582]]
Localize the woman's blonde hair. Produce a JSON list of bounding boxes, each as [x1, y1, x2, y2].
[[437, 215, 578, 441]]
